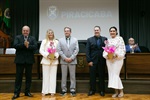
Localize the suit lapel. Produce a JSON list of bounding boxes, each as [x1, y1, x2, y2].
[[69, 37, 73, 46], [93, 36, 97, 45], [27, 36, 32, 43], [63, 37, 68, 48], [128, 45, 130, 49], [101, 36, 104, 46], [101, 36, 106, 47], [21, 35, 25, 43]]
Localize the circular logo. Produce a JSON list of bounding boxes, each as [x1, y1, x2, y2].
[[4, 8, 10, 19], [47, 6, 58, 20]]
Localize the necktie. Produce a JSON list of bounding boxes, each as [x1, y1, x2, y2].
[[67, 38, 70, 48], [97, 38, 101, 49]]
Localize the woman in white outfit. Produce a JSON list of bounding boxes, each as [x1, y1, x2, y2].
[[40, 29, 59, 96], [103, 26, 126, 98]]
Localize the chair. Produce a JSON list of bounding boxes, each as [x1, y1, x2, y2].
[[5, 48, 16, 54], [139, 46, 150, 53]]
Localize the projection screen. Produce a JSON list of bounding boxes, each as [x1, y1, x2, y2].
[[39, 0, 119, 41]]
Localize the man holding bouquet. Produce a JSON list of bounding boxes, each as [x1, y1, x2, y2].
[[57, 27, 79, 96], [86, 26, 107, 96]]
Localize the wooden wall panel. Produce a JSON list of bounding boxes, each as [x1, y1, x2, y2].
[[0, 55, 38, 74], [0, 53, 150, 79], [126, 53, 150, 74]]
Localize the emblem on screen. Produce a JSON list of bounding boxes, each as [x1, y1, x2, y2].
[[47, 6, 58, 20]]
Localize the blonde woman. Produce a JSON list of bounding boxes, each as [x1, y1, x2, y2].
[[40, 29, 59, 96]]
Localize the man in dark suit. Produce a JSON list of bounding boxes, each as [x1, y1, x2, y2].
[[126, 38, 141, 53], [86, 26, 107, 96], [12, 25, 37, 99]]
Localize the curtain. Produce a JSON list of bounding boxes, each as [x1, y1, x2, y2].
[[11, 0, 39, 42], [119, 0, 150, 50]]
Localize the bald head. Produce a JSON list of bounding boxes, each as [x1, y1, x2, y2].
[[22, 25, 30, 36], [128, 38, 135, 45]]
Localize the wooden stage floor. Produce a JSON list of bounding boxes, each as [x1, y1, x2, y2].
[[0, 93, 150, 100]]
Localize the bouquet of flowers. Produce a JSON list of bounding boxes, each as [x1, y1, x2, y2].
[[47, 42, 56, 65], [102, 40, 116, 59]]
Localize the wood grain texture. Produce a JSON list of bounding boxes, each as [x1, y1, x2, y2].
[[126, 53, 150, 74], [125, 53, 150, 79], [0, 54, 38, 74], [0, 53, 150, 79], [0, 93, 150, 100]]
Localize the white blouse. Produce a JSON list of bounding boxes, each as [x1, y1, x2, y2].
[[103, 36, 126, 60]]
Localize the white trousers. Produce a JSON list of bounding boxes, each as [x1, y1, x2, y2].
[[42, 64, 57, 94]]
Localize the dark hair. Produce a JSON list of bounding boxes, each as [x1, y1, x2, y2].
[[94, 26, 101, 30], [64, 27, 71, 32], [109, 26, 118, 35]]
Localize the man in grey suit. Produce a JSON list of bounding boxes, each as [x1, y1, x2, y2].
[[57, 27, 79, 96]]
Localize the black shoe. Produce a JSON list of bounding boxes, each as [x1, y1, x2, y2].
[[88, 91, 95, 96], [25, 93, 33, 97], [100, 91, 105, 96], [12, 94, 19, 99], [60, 91, 67, 96], [70, 91, 76, 96]]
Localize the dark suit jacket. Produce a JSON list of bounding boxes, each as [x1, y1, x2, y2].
[[125, 45, 141, 53], [13, 34, 37, 64], [86, 36, 107, 64]]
